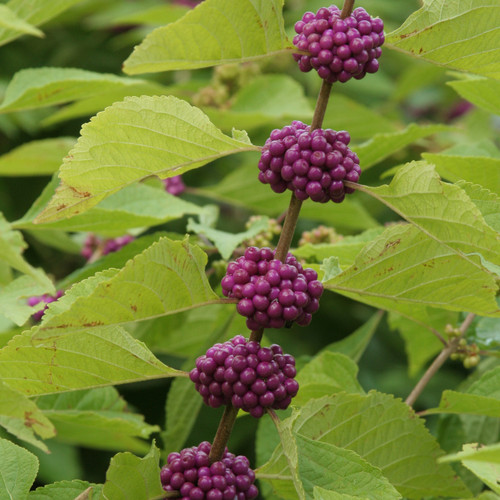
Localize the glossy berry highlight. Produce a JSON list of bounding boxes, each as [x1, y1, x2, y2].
[[258, 121, 360, 203], [221, 246, 323, 329], [293, 6, 384, 83], [190, 336, 299, 417], [161, 441, 258, 499]]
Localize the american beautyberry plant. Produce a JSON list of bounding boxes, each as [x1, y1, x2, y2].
[[0, 0, 498, 499]]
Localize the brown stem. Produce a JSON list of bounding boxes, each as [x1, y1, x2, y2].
[[273, 80, 333, 264], [207, 42, 335, 469], [208, 405, 239, 463], [311, 80, 333, 131], [340, 0, 355, 19], [405, 313, 475, 407], [274, 193, 303, 262], [249, 328, 264, 343]]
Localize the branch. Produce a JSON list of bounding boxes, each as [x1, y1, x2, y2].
[[340, 0, 355, 19], [405, 313, 475, 407], [208, 405, 239, 463]]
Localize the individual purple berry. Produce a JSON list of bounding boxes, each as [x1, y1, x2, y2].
[[258, 121, 360, 203], [293, 6, 384, 83], [190, 336, 300, 416], [28, 290, 64, 322], [160, 442, 258, 499], [221, 246, 323, 329]]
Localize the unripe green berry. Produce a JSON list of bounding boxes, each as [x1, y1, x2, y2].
[[244, 216, 282, 248], [463, 355, 479, 369]]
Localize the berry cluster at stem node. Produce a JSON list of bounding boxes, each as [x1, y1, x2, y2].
[[27, 290, 64, 322], [163, 175, 186, 196], [221, 246, 323, 329], [293, 6, 384, 83], [81, 234, 134, 260], [258, 121, 360, 203], [190, 336, 299, 417], [160, 441, 258, 500]]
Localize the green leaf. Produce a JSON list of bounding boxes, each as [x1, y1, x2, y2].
[[0, 5, 43, 40], [294, 352, 364, 406], [0, 138, 75, 176], [58, 232, 170, 289], [297, 434, 401, 500], [0, 437, 38, 499], [0, 275, 55, 326], [198, 160, 378, 232], [325, 223, 499, 323], [423, 150, 500, 195], [135, 304, 233, 358], [386, 0, 500, 79], [188, 212, 269, 259], [100, 443, 164, 500], [0, 213, 55, 291], [37, 388, 159, 453], [204, 74, 313, 133], [123, 0, 293, 74], [449, 75, 500, 115], [35, 96, 258, 223], [161, 376, 203, 458], [439, 443, 500, 494], [0, 380, 55, 452], [313, 487, 369, 500], [17, 182, 205, 236], [322, 94, 397, 141], [0, 326, 183, 396], [89, 3, 189, 28], [457, 182, 500, 233], [0, 67, 169, 114], [393, 61, 447, 102], [0, 0, 83, 47], [260, 392, 470, 498], [428, 366, 500, 417], [352, 124, 449, 171], [388, 310, 457, 377], [322, 311, 383, 363], [362, 162, 500, 269], [293, 227, 385, 269], [231, 74, 313, 117], [29, 480, 102, 499], [471, 316, 500, 348], [26, 229, 81, 255], [34, 237, 219, 339]]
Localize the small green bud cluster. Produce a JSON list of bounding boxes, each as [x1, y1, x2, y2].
[[450, 339, 480, 369], [244, 216, 282, 248], [192, 62, 261, 109], [298, 225, 343, 246]]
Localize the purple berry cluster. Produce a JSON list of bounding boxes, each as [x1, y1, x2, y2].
[[190, 335, 298, 418], [27, 290, 64, 322], [163, 175, 186, 196], [293, 6, 384, 83], [161, 441, 258, 500], [258, 121, 360, 203], [81, 234, 134, 261], [221, 246, 323, 330]]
